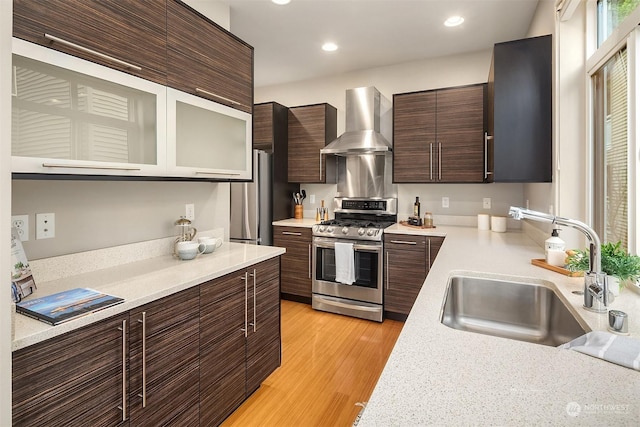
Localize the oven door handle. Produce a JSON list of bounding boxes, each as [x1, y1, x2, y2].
[[314, 241, 381, 253]]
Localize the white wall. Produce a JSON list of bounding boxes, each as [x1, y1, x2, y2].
[[181, 0, 230, 30], [256, 49, 525, 223], [1, 1, 13, 424]]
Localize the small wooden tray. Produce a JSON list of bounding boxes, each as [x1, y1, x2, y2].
[[531, 258, 583, 277], [399, 220, 436, 229]]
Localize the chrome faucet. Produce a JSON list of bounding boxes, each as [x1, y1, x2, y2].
[[508, 206, 610, 313]]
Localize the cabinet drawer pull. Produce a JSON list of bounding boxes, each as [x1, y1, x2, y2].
[[117, 320, 127, 421], [195, 87, 242, 107], [42, 162, 141, 171], [282, 231, 302, 236], [389, 240, 417, 245], [44, 34, 142, 71], [137, 312, 147, 408]]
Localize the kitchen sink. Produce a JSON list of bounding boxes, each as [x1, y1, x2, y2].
[[440, 274, 587, 346]]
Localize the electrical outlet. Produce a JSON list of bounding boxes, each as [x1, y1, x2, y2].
[[309, 194, 316, 204], [36, 213, 55, 239], [483, 198, 491, 209], [526, 199, 530, 209], [185, 204, 195, 221], [11, 215, 29, 242], [442, 197, 449, 208]]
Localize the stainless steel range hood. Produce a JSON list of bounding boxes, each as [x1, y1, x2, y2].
[[321, 86, 392, 155]]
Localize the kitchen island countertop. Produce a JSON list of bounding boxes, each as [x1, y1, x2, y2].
[[359, 224, 640, 425], [12, 242, 284, 351], [272, 218, 318, 228]]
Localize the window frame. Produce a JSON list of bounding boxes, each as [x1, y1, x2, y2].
[[585, 0, 640, 252]]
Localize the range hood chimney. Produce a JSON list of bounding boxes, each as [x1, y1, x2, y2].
[[321, 86, 392, 155]]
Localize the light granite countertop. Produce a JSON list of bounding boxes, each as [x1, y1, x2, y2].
[[12, 242, 284, 351], [272, 218, 319, 228], [359, 224, 640, 426]]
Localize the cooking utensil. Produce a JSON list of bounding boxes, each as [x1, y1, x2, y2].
[[301, 189, 306, 202]]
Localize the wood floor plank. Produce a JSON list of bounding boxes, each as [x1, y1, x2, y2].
[[221, 300, 404, 427]]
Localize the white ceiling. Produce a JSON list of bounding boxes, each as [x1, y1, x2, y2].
[[225, 0, 542, 88]]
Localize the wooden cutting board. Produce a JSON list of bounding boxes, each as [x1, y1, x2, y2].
[[531, 258, 583, 277]]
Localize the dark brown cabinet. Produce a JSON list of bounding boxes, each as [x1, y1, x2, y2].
[[200, 257, 281, 426], [393, 84, 486, 183], [488, 35, 552, 182], [13, 0, 167, 85], [288, 103, 337, 183], [254, 102, 300, 222], [384, 234, 443, 317], [128, 288, 200, 427], [12, 313, 129, 426], [167, 0, 253, 113], [273, 226, 313, 301]]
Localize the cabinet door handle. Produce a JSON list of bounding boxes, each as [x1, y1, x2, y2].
[[319, 155, 323, 181], [428, 239, 431, 270], [137, 312, 147, 408], [484, 132, 494, 180], [389, 240, 417, 245], [240, 272, 248, 337], [282, 231, 302, 236], [195, 87, 243, 107], [438, 142, 442, 181], [117, 320, 127, 421], [385, 251, 389, 290], [308, 244, 312, 279], [249, 269, 256, 332], [429, 142, 433, 181], [194, 170, 241, 176], [44, 34, 142, 71], [42, 163, 141, 171]]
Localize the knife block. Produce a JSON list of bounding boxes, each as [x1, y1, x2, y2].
[[294, 205, 303, 219]]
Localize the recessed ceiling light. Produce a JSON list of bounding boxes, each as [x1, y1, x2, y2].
[[272, 0, 291, 5], [444, 16, 464, 27], [322, 42, 338, 52]]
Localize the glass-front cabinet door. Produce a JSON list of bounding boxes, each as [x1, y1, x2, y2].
[[166, 88, 252, 180], [11, 38, 167, 177]]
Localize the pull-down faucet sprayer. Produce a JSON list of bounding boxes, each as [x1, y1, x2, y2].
[[508, 206, 609, 313]]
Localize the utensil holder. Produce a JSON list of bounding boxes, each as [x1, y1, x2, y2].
[[294, 205, 303, 219]]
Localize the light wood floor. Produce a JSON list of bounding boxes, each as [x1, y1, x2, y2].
[[221, 300, 404, 427]]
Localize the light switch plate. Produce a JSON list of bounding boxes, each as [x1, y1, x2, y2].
[[442, 197, 449, 208], [185, 204, 195, 221], [483, 198, 491, 209]]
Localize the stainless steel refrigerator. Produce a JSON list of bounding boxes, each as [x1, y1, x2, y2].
[[230, 150, 273, 245]]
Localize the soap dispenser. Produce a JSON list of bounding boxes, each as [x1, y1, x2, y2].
[[545, 227, 565, 265]]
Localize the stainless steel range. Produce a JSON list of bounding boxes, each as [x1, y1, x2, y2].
[[312, 197, 397, 322]]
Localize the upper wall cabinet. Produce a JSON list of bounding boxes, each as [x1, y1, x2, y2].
[[288, 103, 337, 184], [167, 0, 253, 114], [11, 39, 168, 177], [393, 84, 486, 183], [487, 35, 552, 183], [13, 0, 167, 85]]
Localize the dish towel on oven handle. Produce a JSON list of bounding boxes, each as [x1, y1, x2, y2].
[[334, 242, 356, 285]]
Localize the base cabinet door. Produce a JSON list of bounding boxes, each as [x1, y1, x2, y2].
[[12, 314, 129, 427], [273, 226, 312, 299], [384, 235, 427, 316], [128, 288, 200, 427], [246, 258, 281, 394]]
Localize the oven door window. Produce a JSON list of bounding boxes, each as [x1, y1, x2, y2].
[[315, 246, 378, 289]]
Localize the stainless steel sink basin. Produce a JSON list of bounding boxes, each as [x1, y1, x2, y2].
[[440, 274, 587, 346]]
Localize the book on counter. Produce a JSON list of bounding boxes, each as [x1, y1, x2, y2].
[[15, 287, 124, 325]]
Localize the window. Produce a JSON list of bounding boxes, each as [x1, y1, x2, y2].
[[592, 47, 629, 248], [597, 0, 640, 46]]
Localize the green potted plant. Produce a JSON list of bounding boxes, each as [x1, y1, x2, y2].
[[566, 241, 640, 294]]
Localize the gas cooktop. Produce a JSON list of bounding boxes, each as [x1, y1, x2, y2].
[[313, 219, 395, 241]]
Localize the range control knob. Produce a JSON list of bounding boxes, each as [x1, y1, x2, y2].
[[358, 228, 366, 236], [341, 227, 349, 234], [327, 226, 334, 233], [367, 229, 376, 236], [319, 225, 326, 232]]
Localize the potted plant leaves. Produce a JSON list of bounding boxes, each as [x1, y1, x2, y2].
[[566, 241, 640, 295]]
